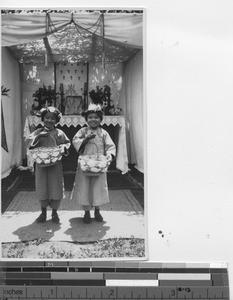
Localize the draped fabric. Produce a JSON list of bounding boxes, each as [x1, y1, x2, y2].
[[1, 48, 22, 178], [1, 13, 143, 48], [1, 102, 9, 152], [120, 50, 144, 173]]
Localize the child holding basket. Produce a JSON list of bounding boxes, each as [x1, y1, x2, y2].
[[71, 104, 116, 224], [26, 107, 70, 223]]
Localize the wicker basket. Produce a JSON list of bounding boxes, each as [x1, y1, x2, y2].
[[30, 134, 63, 167], [78, 142, 110, 176], [30, 146, 63, 167]]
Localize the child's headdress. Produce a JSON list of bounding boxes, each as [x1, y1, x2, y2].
[[82, 104, 103, 121], [39, 106, 62, 123]]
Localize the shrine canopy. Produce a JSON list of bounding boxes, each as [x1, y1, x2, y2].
[[1, 11, 143, 64]]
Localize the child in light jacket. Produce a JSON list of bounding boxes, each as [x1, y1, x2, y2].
[[71, 104, 116, 223]]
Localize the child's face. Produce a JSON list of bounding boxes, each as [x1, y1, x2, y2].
[[87, 113, 101, 129], [43, 112, 57, 129]]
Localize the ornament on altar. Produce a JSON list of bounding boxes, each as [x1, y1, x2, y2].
[[30, 99, 40, 115], [66, 84, 77, 96], [31, 85, 58, 115], [108, 106, 123, 116], [88, 86, 106, 105], [88, 85, 122, 115]]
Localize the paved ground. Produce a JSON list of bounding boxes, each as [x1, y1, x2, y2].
[[1, 190, 145, 243]]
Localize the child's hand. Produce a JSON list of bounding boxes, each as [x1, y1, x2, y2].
[[34, 130, 49, 143], [86, 133, 96, 140], [83, 133, 96, 145], [38, 130, 50, 138], [59, 145, 66, 154]]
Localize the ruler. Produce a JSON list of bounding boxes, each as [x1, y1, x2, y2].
[[0, 261, 229, 299]]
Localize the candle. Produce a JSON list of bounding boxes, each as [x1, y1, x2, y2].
[[60, 83, 64, 93]]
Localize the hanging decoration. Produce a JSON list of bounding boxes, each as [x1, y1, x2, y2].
[[47, 11, 104, 65], [101, 12, 106, 69]]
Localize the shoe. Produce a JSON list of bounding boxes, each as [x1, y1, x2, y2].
[[83, 211, 91, 224], [52, 211, 60, 224], [36, 212, 46, 223], [94, 210, 103, 222]]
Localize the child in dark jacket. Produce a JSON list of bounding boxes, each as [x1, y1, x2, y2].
[[26, 107, 70, 223]]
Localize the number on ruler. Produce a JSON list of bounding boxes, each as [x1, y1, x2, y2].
[[109, 289, 115, 298], [170, 289, 176, 297]]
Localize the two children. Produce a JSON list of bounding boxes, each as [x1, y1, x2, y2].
[[27, 104, 116, 224]]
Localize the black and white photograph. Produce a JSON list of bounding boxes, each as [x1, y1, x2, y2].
[[1, 8, 146, 259]]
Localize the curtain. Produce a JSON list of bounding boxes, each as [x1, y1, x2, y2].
[[1, 48, 22, 178], [120, 50, 144, 173], [2, 13, 142, 48]]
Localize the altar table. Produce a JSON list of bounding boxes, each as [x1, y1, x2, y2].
[[23, 115, 129, 174]]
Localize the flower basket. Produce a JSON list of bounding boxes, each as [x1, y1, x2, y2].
[[78, 142, 111, 176], [30, 146, 63, 167]]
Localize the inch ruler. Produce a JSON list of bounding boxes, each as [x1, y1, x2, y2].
[[0, 261, 229, 299]]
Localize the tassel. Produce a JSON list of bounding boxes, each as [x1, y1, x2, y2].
[[101, 13, 106, 69], [102, 51, 106, 70], [45, 53, 48, 67]]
